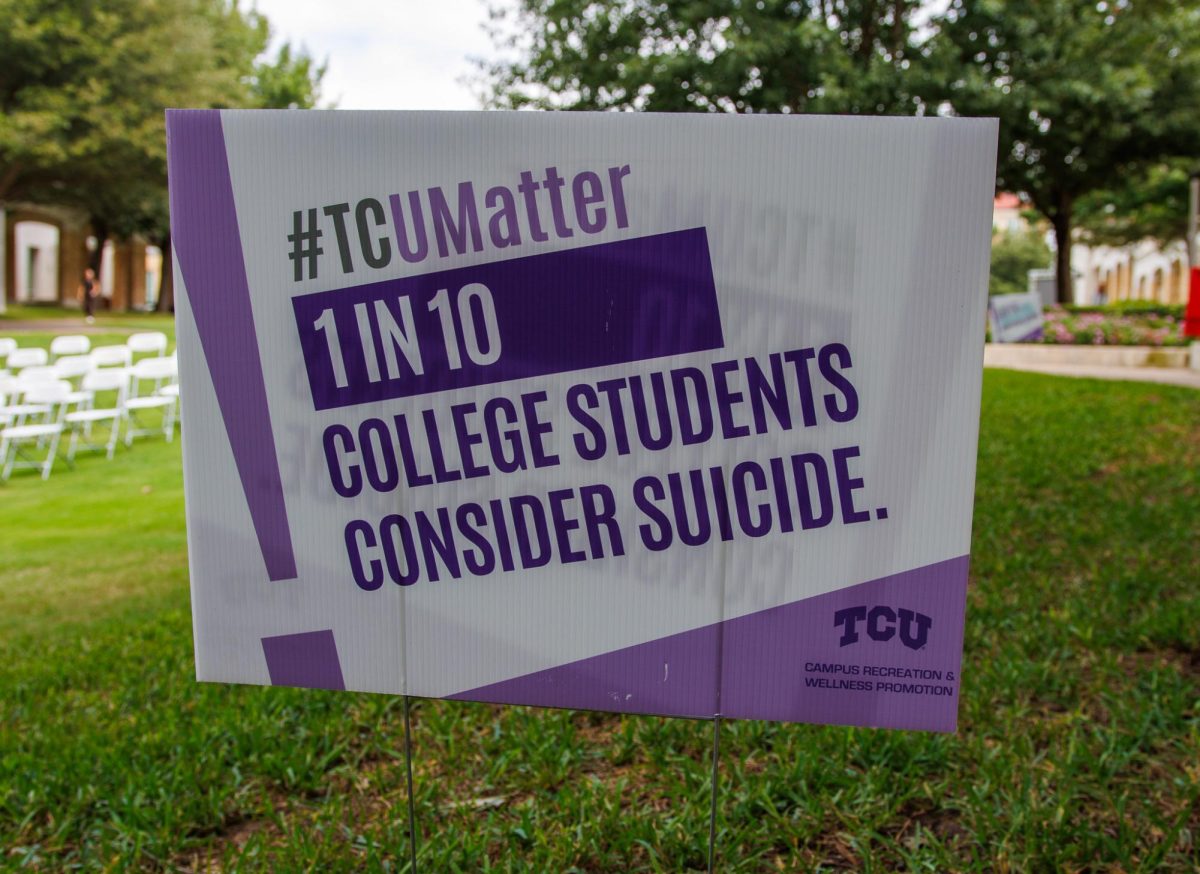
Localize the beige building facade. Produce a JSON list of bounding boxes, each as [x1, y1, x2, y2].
[[1071, 239, 1190, 306], [1, 203, 158, 312], [992, 193, 1191, 306]]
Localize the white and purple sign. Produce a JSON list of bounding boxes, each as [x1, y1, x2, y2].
[[167, 111, 996, 733], [988, 291, 1044, 343]]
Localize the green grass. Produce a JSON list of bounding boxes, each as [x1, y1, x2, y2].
[[1, 369, 1198, 871], [1, 304, 174, 328], [1, 306, 177, 357], [0, 304, 94, 322]]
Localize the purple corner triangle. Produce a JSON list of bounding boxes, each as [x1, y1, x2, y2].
[[262, 629, 345, 690], [454, 621, 722, 719], [448, 555, 969, 732], [720, 555, 970, 731], [166, 110, 297, 581]]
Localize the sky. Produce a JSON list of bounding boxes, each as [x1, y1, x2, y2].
[[250, 0, 509, 110], [249, 1, 949, 111]]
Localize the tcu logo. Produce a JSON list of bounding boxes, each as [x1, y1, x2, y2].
[[834, 605, 932, 651]]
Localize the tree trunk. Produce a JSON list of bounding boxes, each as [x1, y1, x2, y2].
[[155, 234, 174, 313], [0, 164, 20, 202], [892, 1, 909, 58], [1051, 195, 1073, 305], [88, 221, 108, 275]]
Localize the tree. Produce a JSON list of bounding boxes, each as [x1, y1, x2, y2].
[[1075, 160, 1191, 252], [0, 0, 325, 311], [924, 0, 1200, 303], [2, 0, 251, 208], [251, 42, 328, 111], [483, 0, 927, 115], [2, 0, 255, 315], [989, 226, 1050, 297]]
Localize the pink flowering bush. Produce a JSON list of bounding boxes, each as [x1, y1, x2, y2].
[[1039, 305, 1188, 346]]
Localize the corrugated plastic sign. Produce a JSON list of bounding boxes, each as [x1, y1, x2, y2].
[[988, 291, 1044, 343], [166, 110, 997, 732]]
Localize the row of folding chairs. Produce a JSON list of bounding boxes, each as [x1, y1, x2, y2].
[[1, 349, 152, 396], [0, 331, 169, 373], [0, 357, 179, 481], [1, 341, 177, 393]]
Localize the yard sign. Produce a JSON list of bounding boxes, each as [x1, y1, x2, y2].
[[988, 291, 1044, 343], [167, 111, 996, 733]]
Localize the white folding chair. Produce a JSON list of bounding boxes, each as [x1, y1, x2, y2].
[[0, 338, 16, 364], [156, 352, 180, 424], [49, 355, 98, 417], [0, 377, 30, 424], [7, 348, 49, 371], [0, 380, 71, 481], [49, 334, 91, 361], [0, 369, 61, 427], [127, 332, 168, 358], [67, 369, 130, 461], [15, 366, 58, 386], [124, 357, 178, 445], [0, 374, 18, 406], [157, 383, 181, 429], [53, 354, 94, 383], [90, 345, 133, 369]]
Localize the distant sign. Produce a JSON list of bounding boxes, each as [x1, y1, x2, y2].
[[167, 110, 997, 732], [989, 292, 1044, 343]]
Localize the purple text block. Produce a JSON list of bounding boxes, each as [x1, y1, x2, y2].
[[291, 227, 724, 410]]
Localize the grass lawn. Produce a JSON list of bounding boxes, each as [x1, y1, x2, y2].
[[1, 306, 177, 358], [1, 367, 1198, 871]]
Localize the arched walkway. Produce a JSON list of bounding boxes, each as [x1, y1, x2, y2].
[[2, 202, 152, 310], [3, 203, 90, 307], [13, 221, 60, 302]]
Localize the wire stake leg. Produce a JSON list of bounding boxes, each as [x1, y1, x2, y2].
[[708, 714, 721, 873], [403, 695, 419, 874]]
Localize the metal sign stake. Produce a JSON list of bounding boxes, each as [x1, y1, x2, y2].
[[403, 695, 420, 874], [707, 714, 722, 873]]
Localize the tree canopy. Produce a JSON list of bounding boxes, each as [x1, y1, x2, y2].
[[879, 0, 1199, 301], [0, 0, 325, 250], [1075, 160, 1193, 250], [484, 0, 926, 114], [251, 42, 329, 111], [486, 0, 1200, 304], [990, 226, 1051, 297]]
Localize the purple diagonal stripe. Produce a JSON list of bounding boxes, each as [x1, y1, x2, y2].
[[262, 629, 345, 690], [449, 555, 969, 732], [166, 109, 297, 581]]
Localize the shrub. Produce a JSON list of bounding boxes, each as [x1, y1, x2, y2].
[[1065, 302, 1185, 319], [990, 228, 1051, 297], [1040, 305, 1188, 346]]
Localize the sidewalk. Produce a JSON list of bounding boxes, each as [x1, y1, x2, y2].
[[0, 319, 135, 334], [984, 342, 1200, 389], [985, 361, 1200, 389]]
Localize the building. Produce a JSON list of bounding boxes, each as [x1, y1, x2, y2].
[[990, 192, 1190, 306], [1, 203, 162, 312], [992, 192, 1027, 234], [3, 193, 1188, 312], [1071, 239, 1190, 306]]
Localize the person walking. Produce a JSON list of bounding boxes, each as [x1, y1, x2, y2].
[[81, 267, 98, 324]]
